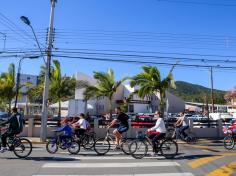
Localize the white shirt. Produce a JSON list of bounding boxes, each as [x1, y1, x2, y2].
[[75, 119, 89, 129], [179, 116, 188, 126], [150, 118, 166, 133]]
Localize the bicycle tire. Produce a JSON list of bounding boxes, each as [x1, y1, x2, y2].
[[68, 141, 80, 154], [46, 140, 58, 154], [81, 134, 95, 150], [160, 139, 178, 159], [94, 138, 110, 155], [223, 136, 235, 150], [129, 140, 148, 159], [13, 138, 32, 158], [121, 139, 131, 155]]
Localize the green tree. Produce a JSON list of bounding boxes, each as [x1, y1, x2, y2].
[[84, 69, 128, 115], [0, 63, 16, 112], [49, 60, 76, 117], [130, 65, 176, 117]]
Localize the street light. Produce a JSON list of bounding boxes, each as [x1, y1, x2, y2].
[[20, 16, 46, 64], [14, 55, 40, 108]]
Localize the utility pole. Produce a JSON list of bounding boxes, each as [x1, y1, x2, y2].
[[0, 32, 6, 50], [210, 67, 214, 113], [40, 0, 57, 141]]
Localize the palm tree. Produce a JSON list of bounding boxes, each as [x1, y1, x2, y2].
[[0, 63, 16, 112], [49, 60, 77, 117], [130, 65, 176, 117], [84, 69, 128, 115]]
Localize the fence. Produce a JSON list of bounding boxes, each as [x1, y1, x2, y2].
[[19, 116, 231, 138]]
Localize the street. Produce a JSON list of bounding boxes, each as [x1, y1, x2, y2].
[[0, 141, 235, 176]]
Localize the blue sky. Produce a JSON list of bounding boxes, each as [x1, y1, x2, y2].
[[0, 0, 236, 90]]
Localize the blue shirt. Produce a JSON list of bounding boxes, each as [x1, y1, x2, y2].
[[56, 124, 73, 136]]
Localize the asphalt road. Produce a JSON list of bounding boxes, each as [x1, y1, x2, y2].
[[0, 141, 235, 176]]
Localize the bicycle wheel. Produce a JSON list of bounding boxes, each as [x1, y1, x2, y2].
[[160, 139, 178, 159], [94, 138, 110, 155], [46, 140, 58, 154], [13, 138, 32, 158], [223, 136, 235, 150], [129, 140, 148, 159], [81, 134, 95, 150], [186, 132, 198, 144], [68, 141, 80, 154], [121, 139, 131, 155]]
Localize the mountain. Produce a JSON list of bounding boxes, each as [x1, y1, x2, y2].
[[169, 81, 226, 104]]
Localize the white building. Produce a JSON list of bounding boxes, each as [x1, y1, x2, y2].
[[68, 71, 185, 116]]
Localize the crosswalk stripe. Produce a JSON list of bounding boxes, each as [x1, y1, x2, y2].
[[61, 156, 164, 160], [33, 173, 194, 176], [207, 160, 236, 176], [42, 161, 180, 168]]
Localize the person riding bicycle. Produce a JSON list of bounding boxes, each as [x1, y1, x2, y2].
[[147, 111, 166, 156], [55, 117, 73, 147], [107, 107, 129, 149], [175, 112, 189, 140], [0, 107, 24, 153], [72, 113, 90, 138]]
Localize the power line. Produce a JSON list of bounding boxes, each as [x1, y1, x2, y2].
[[52, 54, 236, 70], [157, 0, 236, 7]]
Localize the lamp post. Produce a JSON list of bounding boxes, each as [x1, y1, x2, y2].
[[14, 55, 40, 108], [20, 0, 56, 141]]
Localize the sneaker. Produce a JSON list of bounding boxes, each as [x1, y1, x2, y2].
[[0, 147, 8, 153], [150, 152, 158, 157]]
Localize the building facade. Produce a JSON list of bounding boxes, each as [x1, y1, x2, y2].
[[68, 71, 185, 116]]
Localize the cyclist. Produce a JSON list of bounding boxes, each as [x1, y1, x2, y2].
[[55, 117, 73, 147], [72, 113, 90, 137], [107, 107, 129, 149], [0, 107, 24, 153], [147, 111, 166, 156], [175, 112, 189, 140]]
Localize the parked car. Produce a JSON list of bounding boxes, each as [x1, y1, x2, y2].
[[0, 112, 9, 122]]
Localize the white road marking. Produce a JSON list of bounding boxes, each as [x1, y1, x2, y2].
[[42, 161, 180, 168], [33, 173, 194, 176], [60, 156, 164, 160]]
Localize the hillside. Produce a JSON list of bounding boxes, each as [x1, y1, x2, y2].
[[169, 81, 226, 104]]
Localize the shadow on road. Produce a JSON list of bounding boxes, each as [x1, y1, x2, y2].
[[4, 156, 79, 162]]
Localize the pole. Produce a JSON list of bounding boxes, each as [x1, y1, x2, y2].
[[15, 58, 23, 108], [0, 32, 6, 50], [210, 67, 214, 113], [40, 0, 56, 141]]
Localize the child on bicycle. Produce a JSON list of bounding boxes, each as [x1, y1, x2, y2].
[[72, 113, 90, 138], [147, 111, 166, 156], [55, 117, 73, 147]]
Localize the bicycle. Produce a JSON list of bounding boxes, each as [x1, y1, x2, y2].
[[223, 127, 236, 150], [0, 125, 32, 158], [94, 129, 131, 155], [129, 131, 178, 159], [74, 130, 95, 150], [46, 131, 80, 154], [167, 126, 198, 144]]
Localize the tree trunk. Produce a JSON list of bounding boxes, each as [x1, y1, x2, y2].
[[109, 97, 112, 119], [58, 100, 61, 118], [8, 99, 11, 114], [84, 99, 88, 114]]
